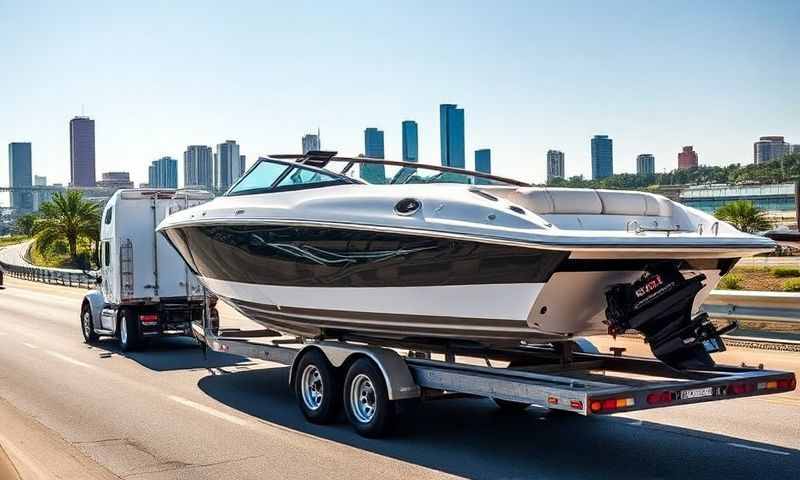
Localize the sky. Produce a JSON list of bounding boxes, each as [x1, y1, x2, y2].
[[1, 0, 799, 203]]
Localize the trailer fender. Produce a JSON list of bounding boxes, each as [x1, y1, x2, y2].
[[82, 290, 105, 328], [291, 343, 421, 401]]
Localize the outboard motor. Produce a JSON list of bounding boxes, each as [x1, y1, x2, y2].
[[605, 264, 737, 370]]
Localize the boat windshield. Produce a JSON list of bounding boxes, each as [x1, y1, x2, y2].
[[227, 160, 350, 196]]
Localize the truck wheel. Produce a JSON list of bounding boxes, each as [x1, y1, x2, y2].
[[294, 350, 341, 424], [81, 303, 99, 344], [118, 309, 140, 352], [343, 358, 394, 438]]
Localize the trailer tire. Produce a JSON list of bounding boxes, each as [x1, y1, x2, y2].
[[118, 308, 140, 352], [81, 303, 99, 344], [492, 359, 532, 412], [343, 358, 395, 438], [294, 350, 341, 424]]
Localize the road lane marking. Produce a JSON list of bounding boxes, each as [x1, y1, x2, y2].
[[22, 342, 38, 349], [728, 443, 790, 456], [46, 351, 95, 370], [167, 395, 249, 426]]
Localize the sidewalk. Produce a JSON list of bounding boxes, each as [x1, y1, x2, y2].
[[0, 443, 21, 480]]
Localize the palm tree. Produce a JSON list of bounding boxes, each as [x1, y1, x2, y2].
[[714, 200, 772, 233], [15, 213, 38, 236], [33, 191, 101, 262]]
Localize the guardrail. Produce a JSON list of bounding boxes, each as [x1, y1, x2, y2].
[[704, 290, 800, 325], [0, 259, 96, 289]]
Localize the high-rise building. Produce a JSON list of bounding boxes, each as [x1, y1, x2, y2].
[[215, 140, 242, 191], [402, 120, 418, 162], [636, 154, 655, 175], [440, 104, 465, 168], [754, 136, 791, 164], [474, 149, 491, 185], [183, 145, 214, 190], [8, 142, 33, 211], [69, 116, 96, 187], [591, 135, 613, 179], [678, 146, 698, 169], [302, 132, 321, 154], [546, 150, 565, 182], [792, 144, 800, 155], [240, 155, 247, 175], [97, 172, 134, 190], [34, 175, 47, 186], [361, 128, 386, 184], [148, 157, 178, 188]]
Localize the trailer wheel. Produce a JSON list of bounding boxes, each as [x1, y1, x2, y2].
[[343, 358, 394, 438], [118, 308, 140, 352], [294, 350, 341, 424], [492, 359, 532, 412], [80, 303, 99, 344]]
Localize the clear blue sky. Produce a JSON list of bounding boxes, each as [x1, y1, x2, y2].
[[1, 0, 798, 198]]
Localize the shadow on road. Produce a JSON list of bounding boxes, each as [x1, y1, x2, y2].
[[87, 337, 251, 371], [197, 367, 799, 480]]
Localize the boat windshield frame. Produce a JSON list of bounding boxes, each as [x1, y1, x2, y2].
[[226, 153, 530, 196]]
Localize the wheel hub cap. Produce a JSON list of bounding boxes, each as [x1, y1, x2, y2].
[[301, 365, 324, 411], [350, 374, 377, 423]]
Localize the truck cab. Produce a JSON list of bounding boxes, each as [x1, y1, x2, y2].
[[81, 189, 214, 350]]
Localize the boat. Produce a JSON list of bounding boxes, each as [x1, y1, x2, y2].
[[158, 151, 776, 369], [763, 227, 800, 249]]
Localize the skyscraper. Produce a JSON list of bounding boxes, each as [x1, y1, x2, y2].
[[401, 120, 418, 162], [636, 154, 655, 175], [302, 132, 321, 154], [148, 157, 178, 188], [215, 140, 242, 191], [754, 136, 791, 164], [8, 142, 33, 211], [362, 128, 386, 184], [546, 150, 565, 182], [440, 104, 465, 168], [240, 155, 247, 175], [591, 135, 613, 179], [183, 145, 214, 190], [678, 146, 698, 169], [474, 149, 491, 185], [97, 172, 134, 190], [69, 116, 96, 186]]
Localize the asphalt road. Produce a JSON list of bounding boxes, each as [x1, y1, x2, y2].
[[0, 276, 799, 479]]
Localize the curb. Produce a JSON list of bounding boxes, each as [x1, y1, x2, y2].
[[0, 444, 21, 480]]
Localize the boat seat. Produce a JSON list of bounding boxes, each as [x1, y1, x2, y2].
[[496, 187, 672, 217]]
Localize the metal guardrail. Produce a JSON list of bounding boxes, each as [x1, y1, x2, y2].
[[704, 290, 800, 325], [0, 259, 96, 289]]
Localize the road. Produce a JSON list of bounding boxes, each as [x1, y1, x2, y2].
[[0, 276, 798, 479]]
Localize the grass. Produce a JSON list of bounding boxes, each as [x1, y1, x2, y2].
[[723, 265, 800, 292], [782, 279, 800, 292], [718, 273, 743, 290], [0, 234, 28, 247], [773, 267, 800, 278], [27, 239, 96, 269]]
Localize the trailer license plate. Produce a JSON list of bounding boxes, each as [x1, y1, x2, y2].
[[680, 387, 713, 400]]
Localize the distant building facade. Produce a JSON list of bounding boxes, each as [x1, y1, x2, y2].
[[215, 140, 243, 191], [402, 120, 418, 162], [240, 155, 247, 175], [184, 145, 214, 190], [680, 183, 797, 224], [148, 157, 178, 188], [792, 144, 800, 155], [440, 104, 465, 168], [546, 150, 565, 182], [69, 116, 96, 186], [474, 149, 491, 185], [754, 136, 791, 165], [362, 128, 386, 183], [302, 133, 321, 154], [636, 154, 655, 175], [591, 135, 613, 179], [34, 175, 47, 186], [97, 171, 134, 190], [8, 142, 33, 211], [678, 146, 698, 169]]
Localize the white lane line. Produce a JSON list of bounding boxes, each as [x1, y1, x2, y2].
[[22, 342, 39, 349], [167, 395, 249, 427], [46, 351, 96, 370], [728, 443, 790, 456]]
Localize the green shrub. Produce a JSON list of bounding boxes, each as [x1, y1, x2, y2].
[[719, 274, 743, 290], [773, 267, 800, 278], [782, 279, 800, 292]]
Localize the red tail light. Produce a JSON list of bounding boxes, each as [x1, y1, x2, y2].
[[139, 313, 159, 326], [646, 391, 672, 405], [589, 397, 634, 413], [729, 383, 756, 395]]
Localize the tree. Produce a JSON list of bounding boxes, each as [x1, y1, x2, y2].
[[15, 213, 38, 236], [32, 191, 101, 261], [714, 200, 772, 233]]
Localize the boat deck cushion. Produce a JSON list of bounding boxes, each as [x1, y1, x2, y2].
[[495, 187, 672, 217]]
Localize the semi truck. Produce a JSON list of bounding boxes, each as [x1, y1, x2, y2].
[[80, 189, 215, 351]]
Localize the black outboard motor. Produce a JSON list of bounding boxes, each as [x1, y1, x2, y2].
[[605, 264, 737, 370]]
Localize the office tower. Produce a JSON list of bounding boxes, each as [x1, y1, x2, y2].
[[636, 154, 656, 175], [97, 172, 134, 190], [361, 128, 386, 183], [678, 146, 699, 169], [148, 157, 178, 188], [591, 135, 613, 179], [184, 145, 214, 190], [402, 120, 418, 162], [546, 150, 565, 182], [302, 132, 321, 154], [215, 140, 242, 191], [440, 104, 465, 168], [792, 144, 800, 155], [754, 136, 791, 164], [34, 175, 47, 186], [8, 142, 33, 211], [240, 155, 247, 176], [474, 149, 491, 185], [69, 116, 96, 186]]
